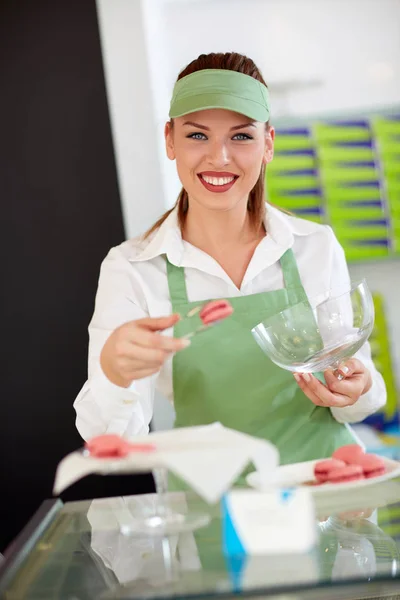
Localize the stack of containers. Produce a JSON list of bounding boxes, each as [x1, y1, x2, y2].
[[266, 126, 324, 223], [314, 119, 390, 261], [372, 115, 400, 255], [266, 111, 400, 259]]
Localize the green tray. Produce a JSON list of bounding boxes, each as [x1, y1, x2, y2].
[[318, 146, 375, 162], [313, 123, 371, 143], [267, 155, 315, 171], [321, 167, 379, 184], [372, 117, 400, 137], [327, 206, 385, 220], [267, 175, 319, 191], [273, 136, 313, 151]]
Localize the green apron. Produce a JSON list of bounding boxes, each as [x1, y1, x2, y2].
[[166, 248, 354, 469]]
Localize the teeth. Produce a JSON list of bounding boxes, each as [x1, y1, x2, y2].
[[202, 175, 235, 186]]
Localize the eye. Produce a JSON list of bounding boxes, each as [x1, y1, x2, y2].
[[232, 133, 253, 141], [187, 132, 207, 140]]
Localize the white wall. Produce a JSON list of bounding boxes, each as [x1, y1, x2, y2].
[[96, 0, 400, 430], [96, 0, 168, 239], [162, 0, 400, 117]]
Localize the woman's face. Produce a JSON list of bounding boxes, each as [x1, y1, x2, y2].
[[165, 108, 274, 213]]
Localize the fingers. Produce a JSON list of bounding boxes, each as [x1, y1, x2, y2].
[[293, 373, 357, 408], [133, 328, 190, 353], [335, 359, 372, 395], [101, 313, 190, 387], [293, 374, 330, 406], [116, 343, 170, 367], [337, 358, 364, 378], [294, 355, 371, 408], [324, 368, 364, 397], [126, 316, 189, 352], [113, 319, 190, 379], [136, 314, 181, 331]]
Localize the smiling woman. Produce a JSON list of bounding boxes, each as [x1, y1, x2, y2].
[[73, 51, 386, 469]]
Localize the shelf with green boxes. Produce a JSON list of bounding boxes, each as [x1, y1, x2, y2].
[[314, 119, 391, 261], [363, 293, 399, 430], [266, 127, 324, 223], [372, 115, 400, 255], [267, 109, 400, 262]]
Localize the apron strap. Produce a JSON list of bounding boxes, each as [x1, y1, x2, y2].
[[166, 248, 307, 307], [166, 256, 189, 306], [280, 248, 308, 303]]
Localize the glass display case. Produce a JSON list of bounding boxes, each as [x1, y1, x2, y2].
[[3, 475, 400, 599]]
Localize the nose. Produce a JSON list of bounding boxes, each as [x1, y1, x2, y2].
[[206, 138, 230, 167]]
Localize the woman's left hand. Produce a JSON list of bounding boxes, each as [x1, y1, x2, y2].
[[294, 358, 372, 408]]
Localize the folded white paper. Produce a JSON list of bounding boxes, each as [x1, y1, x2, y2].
[[53, 423, 279, 504]]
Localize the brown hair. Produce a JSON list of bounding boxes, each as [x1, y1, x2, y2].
[[144, 52, 270, 239]]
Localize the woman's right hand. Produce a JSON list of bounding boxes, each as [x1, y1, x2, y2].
[[100, 314, 189, 387]]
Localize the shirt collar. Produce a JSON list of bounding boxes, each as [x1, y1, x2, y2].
[[127, 203, 322, 266], [127, 209, 184, 265]]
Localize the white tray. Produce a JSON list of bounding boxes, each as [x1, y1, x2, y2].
[[246, 456, 400, 496]]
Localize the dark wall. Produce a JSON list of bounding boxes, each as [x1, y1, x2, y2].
[[0, 0, 153, 552]]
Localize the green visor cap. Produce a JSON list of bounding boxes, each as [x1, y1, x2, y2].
[[169, 69, 270, 122]]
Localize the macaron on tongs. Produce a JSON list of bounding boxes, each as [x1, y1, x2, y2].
[[180, 299, 234, 339]]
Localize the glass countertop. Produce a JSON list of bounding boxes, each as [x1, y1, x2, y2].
[[3, 475, 400, 600]]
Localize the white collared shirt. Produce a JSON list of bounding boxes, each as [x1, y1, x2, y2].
[[73, 204, 386, 441]]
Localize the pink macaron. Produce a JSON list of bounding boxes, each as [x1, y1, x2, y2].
[[199, 299, 233, 326], [314, 458, 346, 483], [356, 454, 386, 479], [85, 434, 155, 458], [332, 444, 365, 465], [326, 464, 364, 484]]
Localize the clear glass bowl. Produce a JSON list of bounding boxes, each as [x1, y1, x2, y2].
[[251, 280, 374, 374]]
